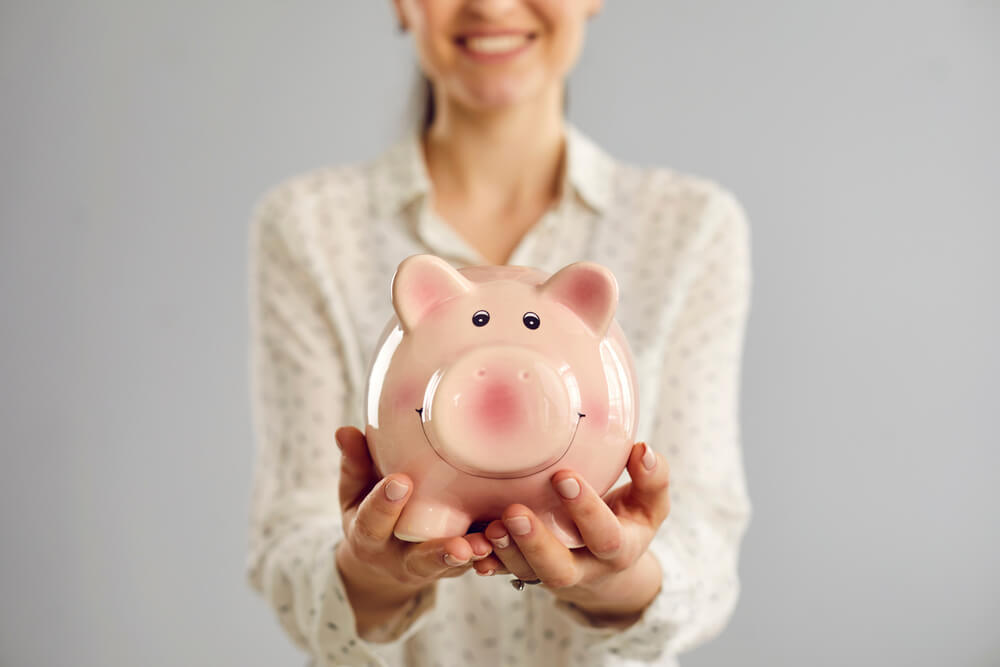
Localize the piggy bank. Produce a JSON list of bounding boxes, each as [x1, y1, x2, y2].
[[364, 254, 639, 548]]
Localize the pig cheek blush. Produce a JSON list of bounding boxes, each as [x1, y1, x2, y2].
[[365, 255, 639, 548], [581, 395, 609, 430], [388, 379, 422, 415]]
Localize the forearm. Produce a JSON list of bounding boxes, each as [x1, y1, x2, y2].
[[553, 551, 662, 627]]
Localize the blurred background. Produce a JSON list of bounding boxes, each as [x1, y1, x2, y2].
[[1, 1, 998, 665]]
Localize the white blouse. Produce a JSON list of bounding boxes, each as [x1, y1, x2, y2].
[[246, 122, 752, 667]]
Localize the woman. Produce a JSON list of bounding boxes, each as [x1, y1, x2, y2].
[[247, 1, 752, 665]]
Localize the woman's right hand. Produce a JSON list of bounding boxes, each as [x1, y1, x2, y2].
[[333, 426, 492, 639]]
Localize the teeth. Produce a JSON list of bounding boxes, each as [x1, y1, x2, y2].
[[464, 34, 529, 54]]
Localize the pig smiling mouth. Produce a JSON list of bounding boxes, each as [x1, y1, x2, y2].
[[415, 408, 586, 480]]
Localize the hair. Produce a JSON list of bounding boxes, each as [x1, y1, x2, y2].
[[420, 75, 436, 133], [412, 72, 570, 134]]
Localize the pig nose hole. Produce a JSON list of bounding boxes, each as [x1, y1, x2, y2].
[[519, 370, 530, 381], [476, 368, 487, 378]]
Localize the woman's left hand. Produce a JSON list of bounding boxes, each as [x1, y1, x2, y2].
[[472, 441, 671, 622]]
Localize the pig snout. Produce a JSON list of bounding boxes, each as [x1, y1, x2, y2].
[[468, 370, 532, 435], [419, 346, 583, 478]]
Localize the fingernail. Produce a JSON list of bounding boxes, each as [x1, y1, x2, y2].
[[555, 477, 580, 499], [443, 553, 467, 567], [385, 479, 409, 501], [506, 516, 531, 536], [334, 431, 344, 451], [476, 568, 495, 577], [641, 443, 657, 471], [471, 549, 490, 561], [490, 533, 510, 549]]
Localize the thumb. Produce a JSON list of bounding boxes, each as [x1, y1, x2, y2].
[[335, 426, 378, 512], [624, 442, 671, 527]]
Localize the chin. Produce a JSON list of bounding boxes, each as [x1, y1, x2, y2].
[[458, 75, 551, 112]]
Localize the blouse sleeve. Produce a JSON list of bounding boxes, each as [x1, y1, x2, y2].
[[553, 187, 753, 662], [245, 189, 436, 666]]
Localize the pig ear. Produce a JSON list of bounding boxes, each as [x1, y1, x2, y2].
[[391, 254, 473, 331], [538, 261, 619, 336]]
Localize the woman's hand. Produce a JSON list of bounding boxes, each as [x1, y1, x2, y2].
[[333, 426, 493, 639], [472, 442, 671, 625]]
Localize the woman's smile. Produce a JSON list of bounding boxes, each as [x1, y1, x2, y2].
[[395, 0, 601, 111], [454, 31, 538, 62]]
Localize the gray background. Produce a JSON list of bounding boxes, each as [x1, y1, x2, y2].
[[1, 1, 997, 665]]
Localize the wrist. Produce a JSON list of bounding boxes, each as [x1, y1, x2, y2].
[[336, 543, 419, 601], [335, 542, 431, 639], [555, 551, 662, 623]]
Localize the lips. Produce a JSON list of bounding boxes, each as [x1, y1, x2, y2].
[[455, 31, 537, 57]]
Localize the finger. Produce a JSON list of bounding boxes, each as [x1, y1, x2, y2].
[[349, 474, 412, 554], [485, 520, 537, 582], [336, 426, 377, 511], [625, 442, 671, 526], [402, 535, 475, 579], [551, 471, 625, 561], [465, 532, 493, 561], [472, 554, 506, 577], [501, 507, 582, 589]]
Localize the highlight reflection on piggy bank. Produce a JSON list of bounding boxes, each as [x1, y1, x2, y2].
[[364, 254, 639, 548]]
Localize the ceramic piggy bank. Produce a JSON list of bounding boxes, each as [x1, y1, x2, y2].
[[364, 254, 639, 548]]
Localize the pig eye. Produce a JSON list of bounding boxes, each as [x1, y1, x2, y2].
[[522, 312, 541, 330], [472, 310, 490, 327]]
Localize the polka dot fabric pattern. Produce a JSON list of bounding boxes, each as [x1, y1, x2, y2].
[[246, 123, 752, 666]]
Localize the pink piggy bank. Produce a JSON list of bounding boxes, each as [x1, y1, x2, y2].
[[364, 254, 639, 548]]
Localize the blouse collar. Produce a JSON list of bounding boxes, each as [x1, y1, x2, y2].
[[370, 121, 615, 220]]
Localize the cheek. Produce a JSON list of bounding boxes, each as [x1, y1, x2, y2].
[[531, 0, 587, 72], [410, 1, 462, 75], [391, 379, 425, 413], [581, 393, 609, 429]]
